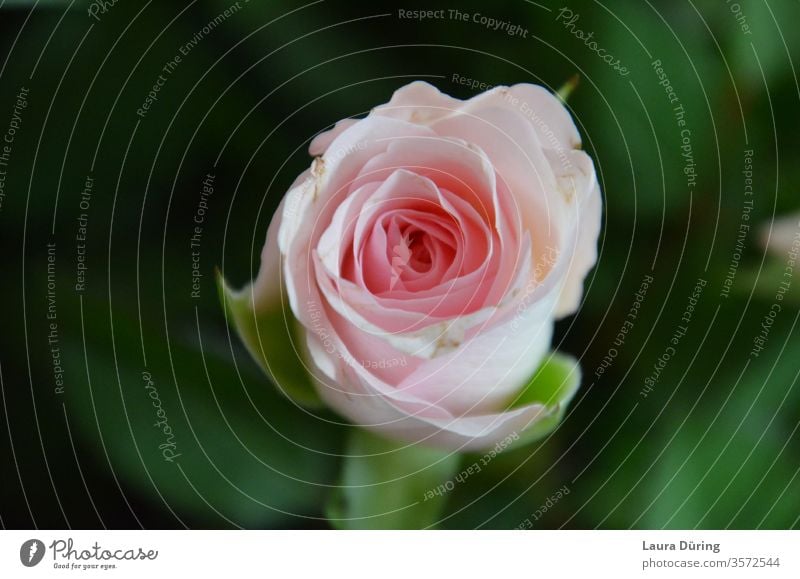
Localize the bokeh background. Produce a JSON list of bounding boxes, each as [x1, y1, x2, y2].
[[1, 0, 798, 529]]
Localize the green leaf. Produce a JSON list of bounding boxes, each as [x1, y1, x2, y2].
[[60, 299, 344, 528], [737, 258, 800, 307], [641, 315, 800, 529], [509, 352, 582, 445], [327, 429, 461, 529], [216, 270, 321, 408]]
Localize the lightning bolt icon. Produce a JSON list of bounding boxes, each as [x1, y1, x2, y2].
[[28, 542, 38, 563]]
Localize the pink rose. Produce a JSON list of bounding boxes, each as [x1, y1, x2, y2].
[[222, 81, 601, 451]]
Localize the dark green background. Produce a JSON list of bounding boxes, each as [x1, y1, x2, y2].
[[0, 0, 798, 529]]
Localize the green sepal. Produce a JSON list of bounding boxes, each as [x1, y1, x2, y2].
[[556, 74, 580, 103], [509, 351, 582, 446], [216, 269, 322, 408]]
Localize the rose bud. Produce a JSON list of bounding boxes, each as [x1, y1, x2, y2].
[[220, 81, 602, 451], [759, 213, 800, 257]]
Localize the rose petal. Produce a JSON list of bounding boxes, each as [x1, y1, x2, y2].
[[396, 259, 559, 415], [309, 118, 360, 156], [279, 117, 434, 326], [372, 81, 465, 125]]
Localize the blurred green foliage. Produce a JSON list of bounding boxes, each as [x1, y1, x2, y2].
[[0, 0, 798, 529]]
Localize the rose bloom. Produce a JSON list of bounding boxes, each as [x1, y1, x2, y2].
[[235, 81, 601, 451], [760, 213, 800, 257]]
